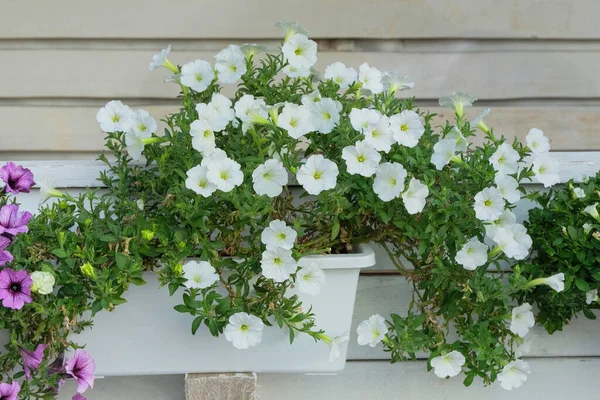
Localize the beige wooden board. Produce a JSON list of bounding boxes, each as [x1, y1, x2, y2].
[[3, 105, 600, 152], [257, 359, 600, 399], [3, 1, 600, 39], [3, 50, 600, 99]]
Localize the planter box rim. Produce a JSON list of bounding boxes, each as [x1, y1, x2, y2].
[[300, 243, 375, 270]]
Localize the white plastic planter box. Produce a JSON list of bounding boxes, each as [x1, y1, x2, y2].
[[72, 244, 375, 376]]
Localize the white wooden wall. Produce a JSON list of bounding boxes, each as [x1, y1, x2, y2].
[[3, 1, 600, 398]]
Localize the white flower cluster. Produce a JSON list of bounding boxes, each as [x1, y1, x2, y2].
[[96, 101, 159, 161]]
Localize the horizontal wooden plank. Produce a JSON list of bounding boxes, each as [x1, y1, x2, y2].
[[3, 50, 600, 99], [3, 105, 600, 152], [350, 275, 600, 360], [4, 1, 600, 39], [258, 359, 600, 399]]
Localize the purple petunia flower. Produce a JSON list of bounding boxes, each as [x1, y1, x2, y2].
[[19, 343, 48, 379], [65, 349, 95, 394], [0, 381, 20, 400], [0, 268, 32, 310], [0, 237, 12, 266], [0, 162, 35, 194], [72, 394, 86, 400], [0, 204, 32, 237]]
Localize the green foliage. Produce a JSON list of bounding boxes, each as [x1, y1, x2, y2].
[[520, 174, 600, 333]]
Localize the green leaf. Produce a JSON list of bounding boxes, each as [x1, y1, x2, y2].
[[115, 253, 129, 269], [331, 220, 341, 240], [575, 277, 590, 292], [99, 234, 118, 242], [174, 304, 189, 313], [51, 249, 68, 258], [191, 317, 203, 335]]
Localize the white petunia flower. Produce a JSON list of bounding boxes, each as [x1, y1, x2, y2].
[[514, 334, 534, 358], [224, 312, 264, 350], [205, 157, 244, 192], [234, 95, 267, 123], [401, 177, 429, 214], [497, 359, 531, 391], [364, 115, 395, 153], [136, 199, 145, 211], [431, 138, 458, 170], [277, 103, 314, 139], [455, 237, 488, 270], [282, 34, 317, 70], [205, 93, 235, 131], [532, 154, 560, 188], [301, 90, 322, 107], [252, 159, 288, 197], [382, 71, 414, 94], [539, 273, 565, 292], [356, 314, 388, 347], [584, 203, 600, 221], [296, 260, 326, 295], [573, 187, 586, 199], [214, 45, 247, 84], [390, 110, 425, 148], [526, 128, 550, 154], [296, 155, 339, 195], [96, 100, 132, 133], [276, 21, 309, 42], [182, 260, 219, 289], [240, 43, 266, 58], [323, 62, 358, 89], [200, 148, 228, 167], [373, 162, 407, 202], [282, 64, 312, 78], [583, 223, 593, 235], [30, 271, 55, 295], [358, 63, 383, 94], [342, 140, 382, 177], [261, 220, 297, 251], [470, 108, 491, 132], [349, 108, 381, 134], [260, 247, 297, 282], [430, 351, 466, 379], [490, 143, 520, 175], [495, 175, 522, 204], [185, 165, 217, 197], [310, 98, 342, 134], [485, 209, 517, 238], [473, 187, 505, 221], [492, 224, 532, 260], [128, 109, 157, 137], [38, 177, 64, 205], [180, 60, 215, 92], [586, 289, 598, 304], [189, 120, 216, 154], [148, 45, 172, 71], [510, 303, 535, 338], [438, 92, 477, 118], [446, 127, 468, 153], [328, 333, 350, 362], [125, 130, 152, 161]]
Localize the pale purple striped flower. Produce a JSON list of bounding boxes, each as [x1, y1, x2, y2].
[[0, 162, 35, 194], [19, 343, 48, 379], [0, 381, 20, 400], [65, 350, 95, 393], [0, 268, 32, 310], [0, 236, 12, 266], [72, 394, 86, 400], [0, 204, 32, 236]]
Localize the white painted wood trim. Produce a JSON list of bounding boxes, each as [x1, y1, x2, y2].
[[2, 152, 598, 188]]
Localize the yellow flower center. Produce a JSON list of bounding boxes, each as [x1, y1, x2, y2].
[[240, 324, 248, 331], [313, 171, 322, 179], [357, 155, 366, 163], [484, 199, 492, 206], [220, 171, 229, 180], [400, 124, 408, 131]]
